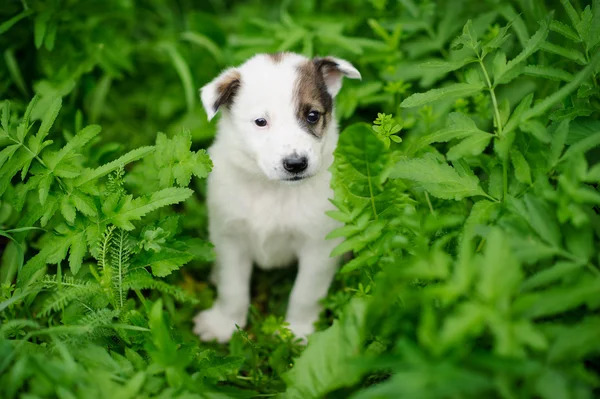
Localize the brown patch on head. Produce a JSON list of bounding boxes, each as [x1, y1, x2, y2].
[[294, 59, 334, 138], [213, 70, 241, 113], [268, 52, 285, 63]]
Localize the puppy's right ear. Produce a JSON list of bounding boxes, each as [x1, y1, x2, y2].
[[200, 68, 241, 121]]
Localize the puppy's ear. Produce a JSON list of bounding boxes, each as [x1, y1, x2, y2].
[[313, 56, 361, 97], [200, 68, 241, 121]]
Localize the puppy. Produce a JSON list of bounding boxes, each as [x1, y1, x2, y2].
[[193, 52, 360, 343]]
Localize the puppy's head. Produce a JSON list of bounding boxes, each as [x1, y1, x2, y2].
[[200, 53, 360, 182]]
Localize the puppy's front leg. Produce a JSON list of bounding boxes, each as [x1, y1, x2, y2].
[[285, 242, 340, 341], [194, 235, 252, 343]]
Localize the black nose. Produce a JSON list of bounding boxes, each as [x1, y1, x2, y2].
[[283, 156, 308, 174]]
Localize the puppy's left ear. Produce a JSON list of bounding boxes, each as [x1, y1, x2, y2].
[[200, 68, 241, 121], [313, 56, 361, 97]]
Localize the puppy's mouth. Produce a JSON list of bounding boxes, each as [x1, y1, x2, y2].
[[282, 174, 312, 182]]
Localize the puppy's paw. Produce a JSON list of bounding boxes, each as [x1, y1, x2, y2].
[[193, 307, 244, 343], [285, 320, 315, 344]]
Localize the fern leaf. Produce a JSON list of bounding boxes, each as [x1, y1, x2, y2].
[[110, 228, 131, 308], [39, 276, 103, 316], [124, 270, 198, 303]]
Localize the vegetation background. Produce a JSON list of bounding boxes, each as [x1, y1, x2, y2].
[[1, 0, 600, 397]]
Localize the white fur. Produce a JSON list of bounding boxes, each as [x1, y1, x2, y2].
[[193, 53, 360, 343]]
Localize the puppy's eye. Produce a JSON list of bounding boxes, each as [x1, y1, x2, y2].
[[254, 118, 268, 127], [307, 111, 320, 124]]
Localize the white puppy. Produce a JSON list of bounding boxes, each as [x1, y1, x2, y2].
[[193, 52, 360, 343]]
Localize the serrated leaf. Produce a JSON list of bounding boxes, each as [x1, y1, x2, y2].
[[446, 134, 492, 161], [540, 42, 586, 64], [72, 191, 98, 218], [391, 154, 487, 200], [60, 196, 77, 224], [69, 233, 87, 274], [495, 19, 549, 84], [420, 58, 477, 73], [400, 83, 484, 108], [511, 149, 532, 185], [110, 188, 193, 230], [44, 125, 101, 171], [524, 65, 573, 82], [409, 113, 489, 154], [38, 173, 53, 205], [0, 144, 19, 169], [520, 120, 551, 143], [522, 52, 600, 122], [134, 247, 194, 277], [34, 97, 62, 146], [559, 131, 600, 163], [560, 0, 581, 31], [549, 20, 580, 42], [75, 146, 154, 186]]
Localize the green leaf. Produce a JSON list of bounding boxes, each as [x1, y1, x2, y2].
[[521, 261, 580, 291], [110, 188, 193, 230], [400, 83, 485, 108], [280, 299, 367, 399], [153, 131, 213, 188], [75, 146, 154, 186], [523, 65, 573, 82], [196, 350, 244, 384], [34, 97, 62, 147], [539, 42, 585, 64], [510, 149, 532, 185], [560, 0, 581, 32], [549, 20, 580, 42], [391, 154, 487, 200], [38, 173, 53, 205], [409, 113, 489, 154], [0, 9, 33, 36], [477, 229, 522, 302], [44, 125, 101, 171], [60, 196, 77, 224], [520, 120, 551, 143], [69, 233, 87, 274], [548, 316, 600, 363], [522, 51, 600, 122], [180, 31, 224, 64], [495, 18, 549, 84], [160, 43, 195, 113], [446, 134, 492, 161], [559, 131, 600, 163], [0, 144, 20, 169], [419, 58, 477, 74], [134, 247, 194, 277]]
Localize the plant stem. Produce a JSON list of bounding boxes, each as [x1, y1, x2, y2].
[[478, 58, 503, 136], [8, 136, 68, 192]]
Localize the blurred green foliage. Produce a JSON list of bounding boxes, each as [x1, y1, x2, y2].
[[1, 0, 600, 398]]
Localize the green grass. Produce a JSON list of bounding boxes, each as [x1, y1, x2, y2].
[[1, 0, 600, 398]]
